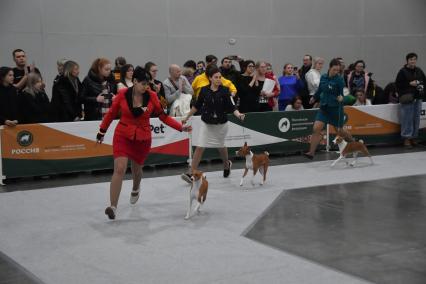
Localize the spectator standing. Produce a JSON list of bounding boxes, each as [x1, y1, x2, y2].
[[192, 55, 237, 98], [53, 58, 68, 86], [117, 64, 134, 91], [182, 60, 197, 84], [20, 73, 50, 123], [113, 56, 127, 84], [81, 58, 115, 121], [0, 67, 19, 126], [253, 61, 279, 112], [12, 49, 43, 91], [298, 54, 313, 108], [347, 60, 373, 96], [395, 52, 426, 148], [305, 57, 325, 109], [219, 56, 241, 87], [236, 60, 261, 113], [145, 62, 167, 113], [278, 63, 304, 111], [50, 60, 83, 122], [195, 61, 206, 77]]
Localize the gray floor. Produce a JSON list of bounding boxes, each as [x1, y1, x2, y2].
[[245, 175, 426, 284], [1, 145, 426, 284]]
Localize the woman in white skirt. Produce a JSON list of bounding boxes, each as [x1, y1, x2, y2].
[[181, 65, 245, 182]]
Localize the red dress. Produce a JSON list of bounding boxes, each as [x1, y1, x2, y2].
[[100, 88, 182, 164]]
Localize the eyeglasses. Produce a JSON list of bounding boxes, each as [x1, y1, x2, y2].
[[247, 65, 255, 68]]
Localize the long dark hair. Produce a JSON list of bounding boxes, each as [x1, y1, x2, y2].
[[120, 64, 134, 87], [0, 66, 13, 85]]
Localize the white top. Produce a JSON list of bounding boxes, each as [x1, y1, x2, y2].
[[117, 80, 133, 91], [353, 99, 372, 106], [305, 69, 321, 97], [285, 105, 304, 111]]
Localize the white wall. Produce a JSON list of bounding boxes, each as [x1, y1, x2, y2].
[[1, 0, 425, 95]]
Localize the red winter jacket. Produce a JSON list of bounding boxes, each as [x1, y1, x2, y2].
[[100, 88, 182, 141], [265, 72, 280, 107]]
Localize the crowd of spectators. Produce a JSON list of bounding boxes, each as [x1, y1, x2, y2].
[[0, 49, 425, 146]]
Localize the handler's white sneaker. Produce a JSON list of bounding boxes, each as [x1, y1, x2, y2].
[[130, 188, 140, 205]]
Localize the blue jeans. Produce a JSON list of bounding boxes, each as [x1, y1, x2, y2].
[[400, 99, 422, 138]]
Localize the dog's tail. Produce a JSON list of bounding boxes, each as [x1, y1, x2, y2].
[[264, 151, 270, 156]]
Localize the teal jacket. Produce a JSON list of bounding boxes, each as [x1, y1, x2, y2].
[[314, 74, 344, 107]]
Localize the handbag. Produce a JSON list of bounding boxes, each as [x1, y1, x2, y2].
[[399, 93, 414, 104]]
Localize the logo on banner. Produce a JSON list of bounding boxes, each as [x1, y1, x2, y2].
[[278, 118, 290, 133], [17, 131, 33, 147]]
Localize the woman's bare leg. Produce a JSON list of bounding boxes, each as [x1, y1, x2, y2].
[[109, 157, 128, 207]]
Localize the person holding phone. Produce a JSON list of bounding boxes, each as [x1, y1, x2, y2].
[[81, 58, 115, 121], [11, 49, 43, 91]]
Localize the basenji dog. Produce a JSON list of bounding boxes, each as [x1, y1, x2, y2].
[[235, 142, 270, 187], [185, 169, 208, 220], [331, 135, 374, 167]]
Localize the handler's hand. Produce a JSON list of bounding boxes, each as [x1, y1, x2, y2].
[[182, 125, 192, 132], [96, 131, 105, 144], [337, 95, 344, 102]]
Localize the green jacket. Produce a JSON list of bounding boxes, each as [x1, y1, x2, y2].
[[314, 74, 345, 107]]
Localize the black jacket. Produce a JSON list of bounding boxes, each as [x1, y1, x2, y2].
[[395, 66, 426, 99], [0, 85, 19, 125], [81, 70, 116, 121], [51, 75, 82, 122], [20, 90, 50, 124], [195, 85, 235, 124]]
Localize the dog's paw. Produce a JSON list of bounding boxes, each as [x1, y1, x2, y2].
[[184, 214, 190, 220], [260, 181, 264, 186]]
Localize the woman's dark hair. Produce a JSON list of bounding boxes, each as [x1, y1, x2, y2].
[[241, 60, 255, 73], [406, 52, 418, 61], [0, 66, 13, 83], [120, 64, 134, 86], [205, 64, 220, 79], [353, 60, 366, 68], [183, 60, 197, 70], [144, 61, 157, 72], [354, 88, 365, 95], [329, 58, 341, 69], [205, 55, 217, 65], [291, 95, 303, 107], [132, 66, 151, 82]]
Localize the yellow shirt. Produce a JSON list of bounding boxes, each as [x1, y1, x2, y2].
[[192, 73, 237, 98]]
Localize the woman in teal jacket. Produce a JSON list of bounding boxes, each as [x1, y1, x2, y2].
[[304, 59, 353, 159]]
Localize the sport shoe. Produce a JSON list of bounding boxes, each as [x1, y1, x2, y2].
[[105, 206, 116, 220], [130, 188, 140, 205], [224, 160, 232, 178], [181, 173, 192, 184]]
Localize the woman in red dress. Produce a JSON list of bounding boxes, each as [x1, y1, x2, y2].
[[96, 67, 191, 219]]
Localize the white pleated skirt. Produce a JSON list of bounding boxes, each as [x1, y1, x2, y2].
[[197, 121, 229, 148]]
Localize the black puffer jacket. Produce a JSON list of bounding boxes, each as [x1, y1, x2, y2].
[[81, 70, 116, 121], [51, 75, 82, 122], [20, 90, 50, 123], [395, 66, 426, 99]]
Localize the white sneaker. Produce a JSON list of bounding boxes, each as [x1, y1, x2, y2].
[[130, 188, 140, 205], [181, 173, 192, 184], [105, 206, 116, 220]]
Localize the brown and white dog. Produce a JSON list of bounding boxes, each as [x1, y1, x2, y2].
[[185, 169, 208, 220], [331, 135, 374, 167], [235, 142, 270, 187]]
